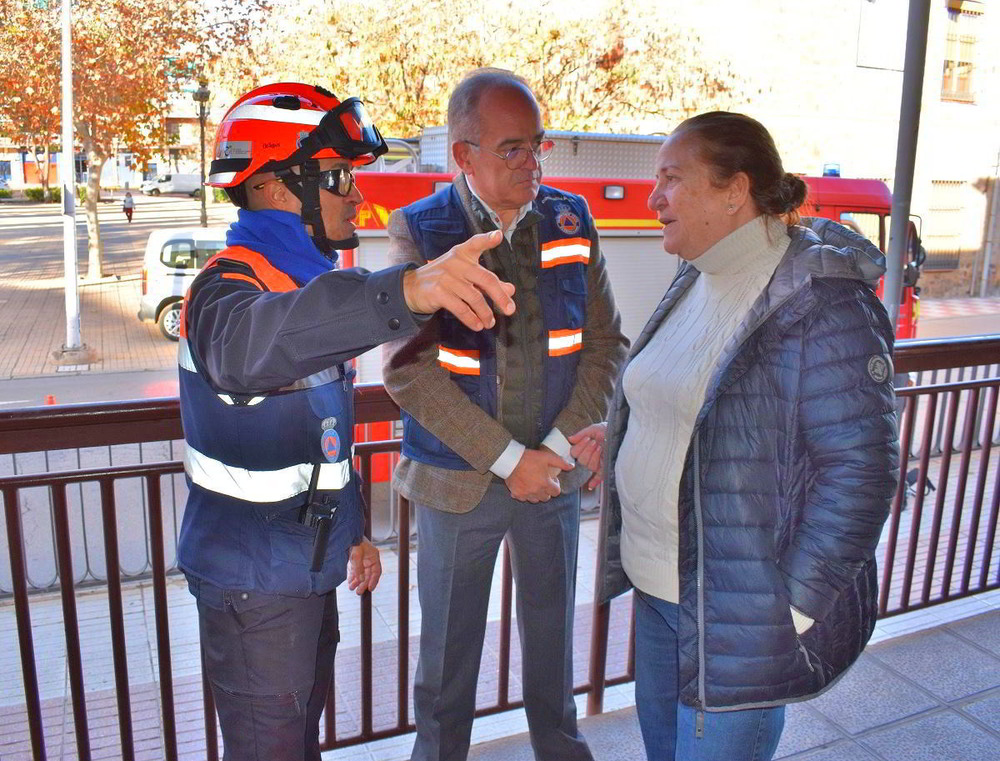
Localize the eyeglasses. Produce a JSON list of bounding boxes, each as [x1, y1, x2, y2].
[[464, 139, 555, 169], [252, 167, 356, 197]]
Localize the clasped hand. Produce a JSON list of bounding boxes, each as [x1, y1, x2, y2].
[[567, 422, 607, 491]]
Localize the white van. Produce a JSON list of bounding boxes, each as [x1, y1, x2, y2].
[[137, 227, 228, 340], [140, 173, 203, 197]]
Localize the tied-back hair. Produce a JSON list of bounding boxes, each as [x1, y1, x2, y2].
[[448, 68, 533, 144], [673, 111, 807, 226]]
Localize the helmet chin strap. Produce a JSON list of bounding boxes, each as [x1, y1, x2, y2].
[[278, 160, 359, 260]]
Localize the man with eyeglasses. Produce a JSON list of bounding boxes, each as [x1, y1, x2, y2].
[[383, 69, 627, 761], [177, 82, 515, 761]]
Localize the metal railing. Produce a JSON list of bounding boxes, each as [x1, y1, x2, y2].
[[2, 338, 999, 760]]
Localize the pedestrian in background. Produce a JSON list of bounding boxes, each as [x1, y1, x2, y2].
[[122, 191, 134, 223], [572, 111, 899, 761]]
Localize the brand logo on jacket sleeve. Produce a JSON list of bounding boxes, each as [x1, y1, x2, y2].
[[867, 354, 891, 383]]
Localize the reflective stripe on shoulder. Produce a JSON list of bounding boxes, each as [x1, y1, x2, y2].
[[548, 328, 583, 356], [184, 445, 351, 502], [438, 346, 481, 375], [540, 237, 590, 268]]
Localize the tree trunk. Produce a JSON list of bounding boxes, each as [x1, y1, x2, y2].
[[84, 140, 106, 281]]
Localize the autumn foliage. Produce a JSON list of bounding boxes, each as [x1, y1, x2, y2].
[[0, 0, 268, 278], [225, 0, 753, 139]]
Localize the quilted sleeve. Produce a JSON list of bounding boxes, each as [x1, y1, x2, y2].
[[778, 280, 900, 620]]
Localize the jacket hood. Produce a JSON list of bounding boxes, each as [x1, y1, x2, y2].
[[789, 217, 886, 289]]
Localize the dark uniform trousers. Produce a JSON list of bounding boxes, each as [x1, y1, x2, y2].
[[190, 578, 339, 761]]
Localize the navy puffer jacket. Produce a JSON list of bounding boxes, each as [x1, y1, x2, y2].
[[598, 219, 900, 711]]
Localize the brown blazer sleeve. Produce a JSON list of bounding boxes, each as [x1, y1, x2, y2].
[[381, 209, 515, 474], [550, 214, 630, 439]]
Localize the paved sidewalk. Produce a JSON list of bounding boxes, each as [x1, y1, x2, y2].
[[3, 193, 1000, 382], [467, 606, 1000, 761], [3, 511, 998, 761], [0, 195, 235, 380]]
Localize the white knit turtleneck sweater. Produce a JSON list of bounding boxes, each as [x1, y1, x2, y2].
[[616, 215, 791, 603]]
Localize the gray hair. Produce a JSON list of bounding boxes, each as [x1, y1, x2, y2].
[[448, 68, 533, 144]]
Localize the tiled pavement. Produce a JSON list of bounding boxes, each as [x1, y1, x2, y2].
[[0, 195, 235, 379], [3, 196, 1000, 382]]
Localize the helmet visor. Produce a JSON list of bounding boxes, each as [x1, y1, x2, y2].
[[294, 97, 388, 165]]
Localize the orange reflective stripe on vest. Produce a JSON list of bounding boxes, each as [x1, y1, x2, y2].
[[540, 237, 590, 268], [438, 346, 481, 375], [548, 328, 583, 356]]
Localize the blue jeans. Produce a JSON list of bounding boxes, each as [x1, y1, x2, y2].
[[634, 591, 785, 761]]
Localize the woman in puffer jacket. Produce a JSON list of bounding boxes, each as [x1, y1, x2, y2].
[[569, 112, 899, 761]]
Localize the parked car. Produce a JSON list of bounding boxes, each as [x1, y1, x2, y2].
[[138, 227, 227, 340], [140, 173, 202, 197]]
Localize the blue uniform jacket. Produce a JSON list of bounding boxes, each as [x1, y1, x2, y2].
[[177, 209, 420, 597]]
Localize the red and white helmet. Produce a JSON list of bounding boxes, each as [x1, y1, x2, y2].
[[207, 82, 387, 187]]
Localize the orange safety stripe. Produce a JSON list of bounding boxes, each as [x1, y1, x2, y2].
[[201, 246, 298, 293], [438, 346, 481, 376], [540, 237, 591, 268], [179, 246, 298, 340], [548, 328, 583, 357]]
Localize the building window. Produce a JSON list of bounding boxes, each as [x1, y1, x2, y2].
[[941, 2, 981, 103], [923, 180, 965, 271]]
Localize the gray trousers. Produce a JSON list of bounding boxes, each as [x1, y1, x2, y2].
[[411, 481, 594, 761]]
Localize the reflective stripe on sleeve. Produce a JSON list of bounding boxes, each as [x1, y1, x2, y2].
[[438, 346, 481, 375], [184, 445, 351, 502], [540, 237, 591, 268], [548, 328, 583, 356]]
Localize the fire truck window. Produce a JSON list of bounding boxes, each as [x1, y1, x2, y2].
[[839, 213, 881, 248]]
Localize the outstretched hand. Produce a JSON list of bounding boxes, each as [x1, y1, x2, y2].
[[347, 537, 382, 595], [568, 422, 607, 491], [403, 229, 515, 331]]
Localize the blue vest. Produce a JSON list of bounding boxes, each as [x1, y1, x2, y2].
[[177, 247, 362, 597], [400, 183, 591, 469]]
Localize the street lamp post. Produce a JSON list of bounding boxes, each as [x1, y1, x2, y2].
[[193, 78, 210, 228]]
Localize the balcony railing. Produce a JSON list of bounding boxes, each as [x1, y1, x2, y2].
[[1, 337, 999, 761]]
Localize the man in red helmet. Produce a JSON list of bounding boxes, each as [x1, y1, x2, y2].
[[177, 82, 515, 761]]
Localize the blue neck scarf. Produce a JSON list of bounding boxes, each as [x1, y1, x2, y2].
[[226, 208, 337, 285]]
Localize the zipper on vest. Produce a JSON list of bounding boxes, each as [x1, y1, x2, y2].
[[695, 709, 705, 739]]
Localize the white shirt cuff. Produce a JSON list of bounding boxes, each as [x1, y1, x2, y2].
[[790, 606, 815, 635], [541, 428, 573, 463], [490, 439, 526, 479]]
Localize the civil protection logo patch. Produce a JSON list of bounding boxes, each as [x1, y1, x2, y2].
[[555, 203, 581, 235], [321, 418, 341, 462], [867, 354, 891, 383]]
